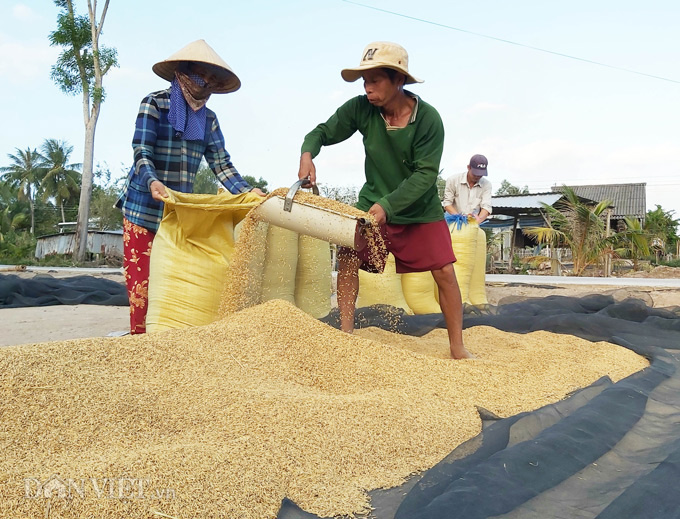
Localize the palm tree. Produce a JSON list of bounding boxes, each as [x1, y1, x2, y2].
[[523, 186, 613, 276], [0, 181, 30, 243], [40, 139, 81, 223], [614, 217, 651, 270], [0, 148, 46, 234]]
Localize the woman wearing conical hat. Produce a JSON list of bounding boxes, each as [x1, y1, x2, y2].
[[116, 40, 265, 334]]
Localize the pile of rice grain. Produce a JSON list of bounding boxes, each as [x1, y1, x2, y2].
[[0, 299, 648, 518]]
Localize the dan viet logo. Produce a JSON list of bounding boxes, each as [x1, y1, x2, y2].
[[24, 474, 175, 500]]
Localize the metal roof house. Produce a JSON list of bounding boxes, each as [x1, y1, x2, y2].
[[485, 191, 604, 273], [551, 183, 646, 227], [485, 184, 647, 274]]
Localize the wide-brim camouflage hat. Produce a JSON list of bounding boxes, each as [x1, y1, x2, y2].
[[341, 41, 423, 84], [152, 39, 241, 94]]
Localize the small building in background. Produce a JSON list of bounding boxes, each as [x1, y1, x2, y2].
[[34, 220, 123, 261], [34, 230, 123, 260]]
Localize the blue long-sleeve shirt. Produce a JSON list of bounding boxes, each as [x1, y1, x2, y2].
[[116, 88, 251, 232]]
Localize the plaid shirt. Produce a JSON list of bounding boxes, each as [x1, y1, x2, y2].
[[116, 89, 251, 232]]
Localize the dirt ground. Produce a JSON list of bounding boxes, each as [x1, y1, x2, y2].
[[1, 268, 679, 347]]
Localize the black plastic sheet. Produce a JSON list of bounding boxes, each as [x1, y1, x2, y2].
[[0, 273, 128, 308]]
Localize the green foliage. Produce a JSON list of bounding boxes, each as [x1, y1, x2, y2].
[[436, 169, 446, 200], [613, 216, 651, 270], [0, 147, 46, 234], [89, 185, 123, 230], [659, 258, 680, 267], [495, 179, 530, 196], [645, 205, 679, 253], [191, 167, 270, 195], [49, 0, 118, 99], [523, 185, 613, 276], [193, 166, 220, 195], [243, 175, 269, 194], [89, 163, 124, 230], [0, 230, 37, 264], [40, 139, 81, 222], [319, 185, 360, 207]]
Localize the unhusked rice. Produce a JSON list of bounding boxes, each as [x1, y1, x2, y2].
[[0, 299, 648, 518]]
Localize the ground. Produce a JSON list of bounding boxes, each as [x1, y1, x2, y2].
[[1, 267, 679, 347]]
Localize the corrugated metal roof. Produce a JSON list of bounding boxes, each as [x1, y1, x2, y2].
[[551, 183, 646, 219], [491, 192, 562, 210]]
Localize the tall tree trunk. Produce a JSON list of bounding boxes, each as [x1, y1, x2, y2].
[[60, 200, 66, 224], [75, 115, 98, 261], [29, 196, 35, 235]]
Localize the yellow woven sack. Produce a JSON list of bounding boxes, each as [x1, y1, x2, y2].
[[261, 225, 299, 304], [357, 254, 412, 313], [468, 227, 489, 306], [295, 235, 332, 318], [147, 189, 261, 332], [450, 218, 479, 304], [401, 271, 441, 314]]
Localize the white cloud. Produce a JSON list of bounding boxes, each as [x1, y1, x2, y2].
[[12, 4, 35, 22]]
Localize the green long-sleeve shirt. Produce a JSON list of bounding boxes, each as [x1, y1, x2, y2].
[[301, 93, 445, 224]]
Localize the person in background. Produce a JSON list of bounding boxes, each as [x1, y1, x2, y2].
[[116, 39, 265, 334], [443, 154, 492, 224], [297, 41, 473, 359]]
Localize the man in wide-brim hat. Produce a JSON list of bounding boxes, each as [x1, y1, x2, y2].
[[297, 41, 472, 359], [116, 39, 264, 335]]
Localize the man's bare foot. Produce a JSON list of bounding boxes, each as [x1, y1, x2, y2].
[[450, 345, 476, 359]]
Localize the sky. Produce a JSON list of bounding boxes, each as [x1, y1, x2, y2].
[[1, 0, 679, 218]]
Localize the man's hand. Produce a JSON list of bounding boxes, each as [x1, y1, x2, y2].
[[250, 188, 266, 197], [150, 180, 168, 201], [368, 203, 387, 226], [298, 152, 317, 186]]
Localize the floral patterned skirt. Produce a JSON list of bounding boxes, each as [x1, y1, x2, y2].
[[122, 218, 155, 334]]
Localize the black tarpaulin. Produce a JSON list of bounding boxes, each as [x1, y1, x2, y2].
[[0, 273, 128, 308]]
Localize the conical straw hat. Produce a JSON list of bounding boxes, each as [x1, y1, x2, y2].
[[152, 39, 241, 94]]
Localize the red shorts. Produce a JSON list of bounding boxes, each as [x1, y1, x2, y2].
[[340, 220, 456, 274]]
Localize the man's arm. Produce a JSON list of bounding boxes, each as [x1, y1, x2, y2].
[[442, 175, 459, 214], [476, 180, 492, 223]]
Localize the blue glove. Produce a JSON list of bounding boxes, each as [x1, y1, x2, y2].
[[445, 213, 469, 230]]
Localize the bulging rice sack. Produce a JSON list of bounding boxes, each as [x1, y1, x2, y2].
[[468, 227, 489, 306], [295, 235, 332, 318], [401, 271, 441, 315], [449, 218, 479, 305], [261, 225, 299, 304], [147, 189, 262, 332], [357, 254, 412, 313]]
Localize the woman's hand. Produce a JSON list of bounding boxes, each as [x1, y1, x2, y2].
[[150, 180, 168, 201]]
